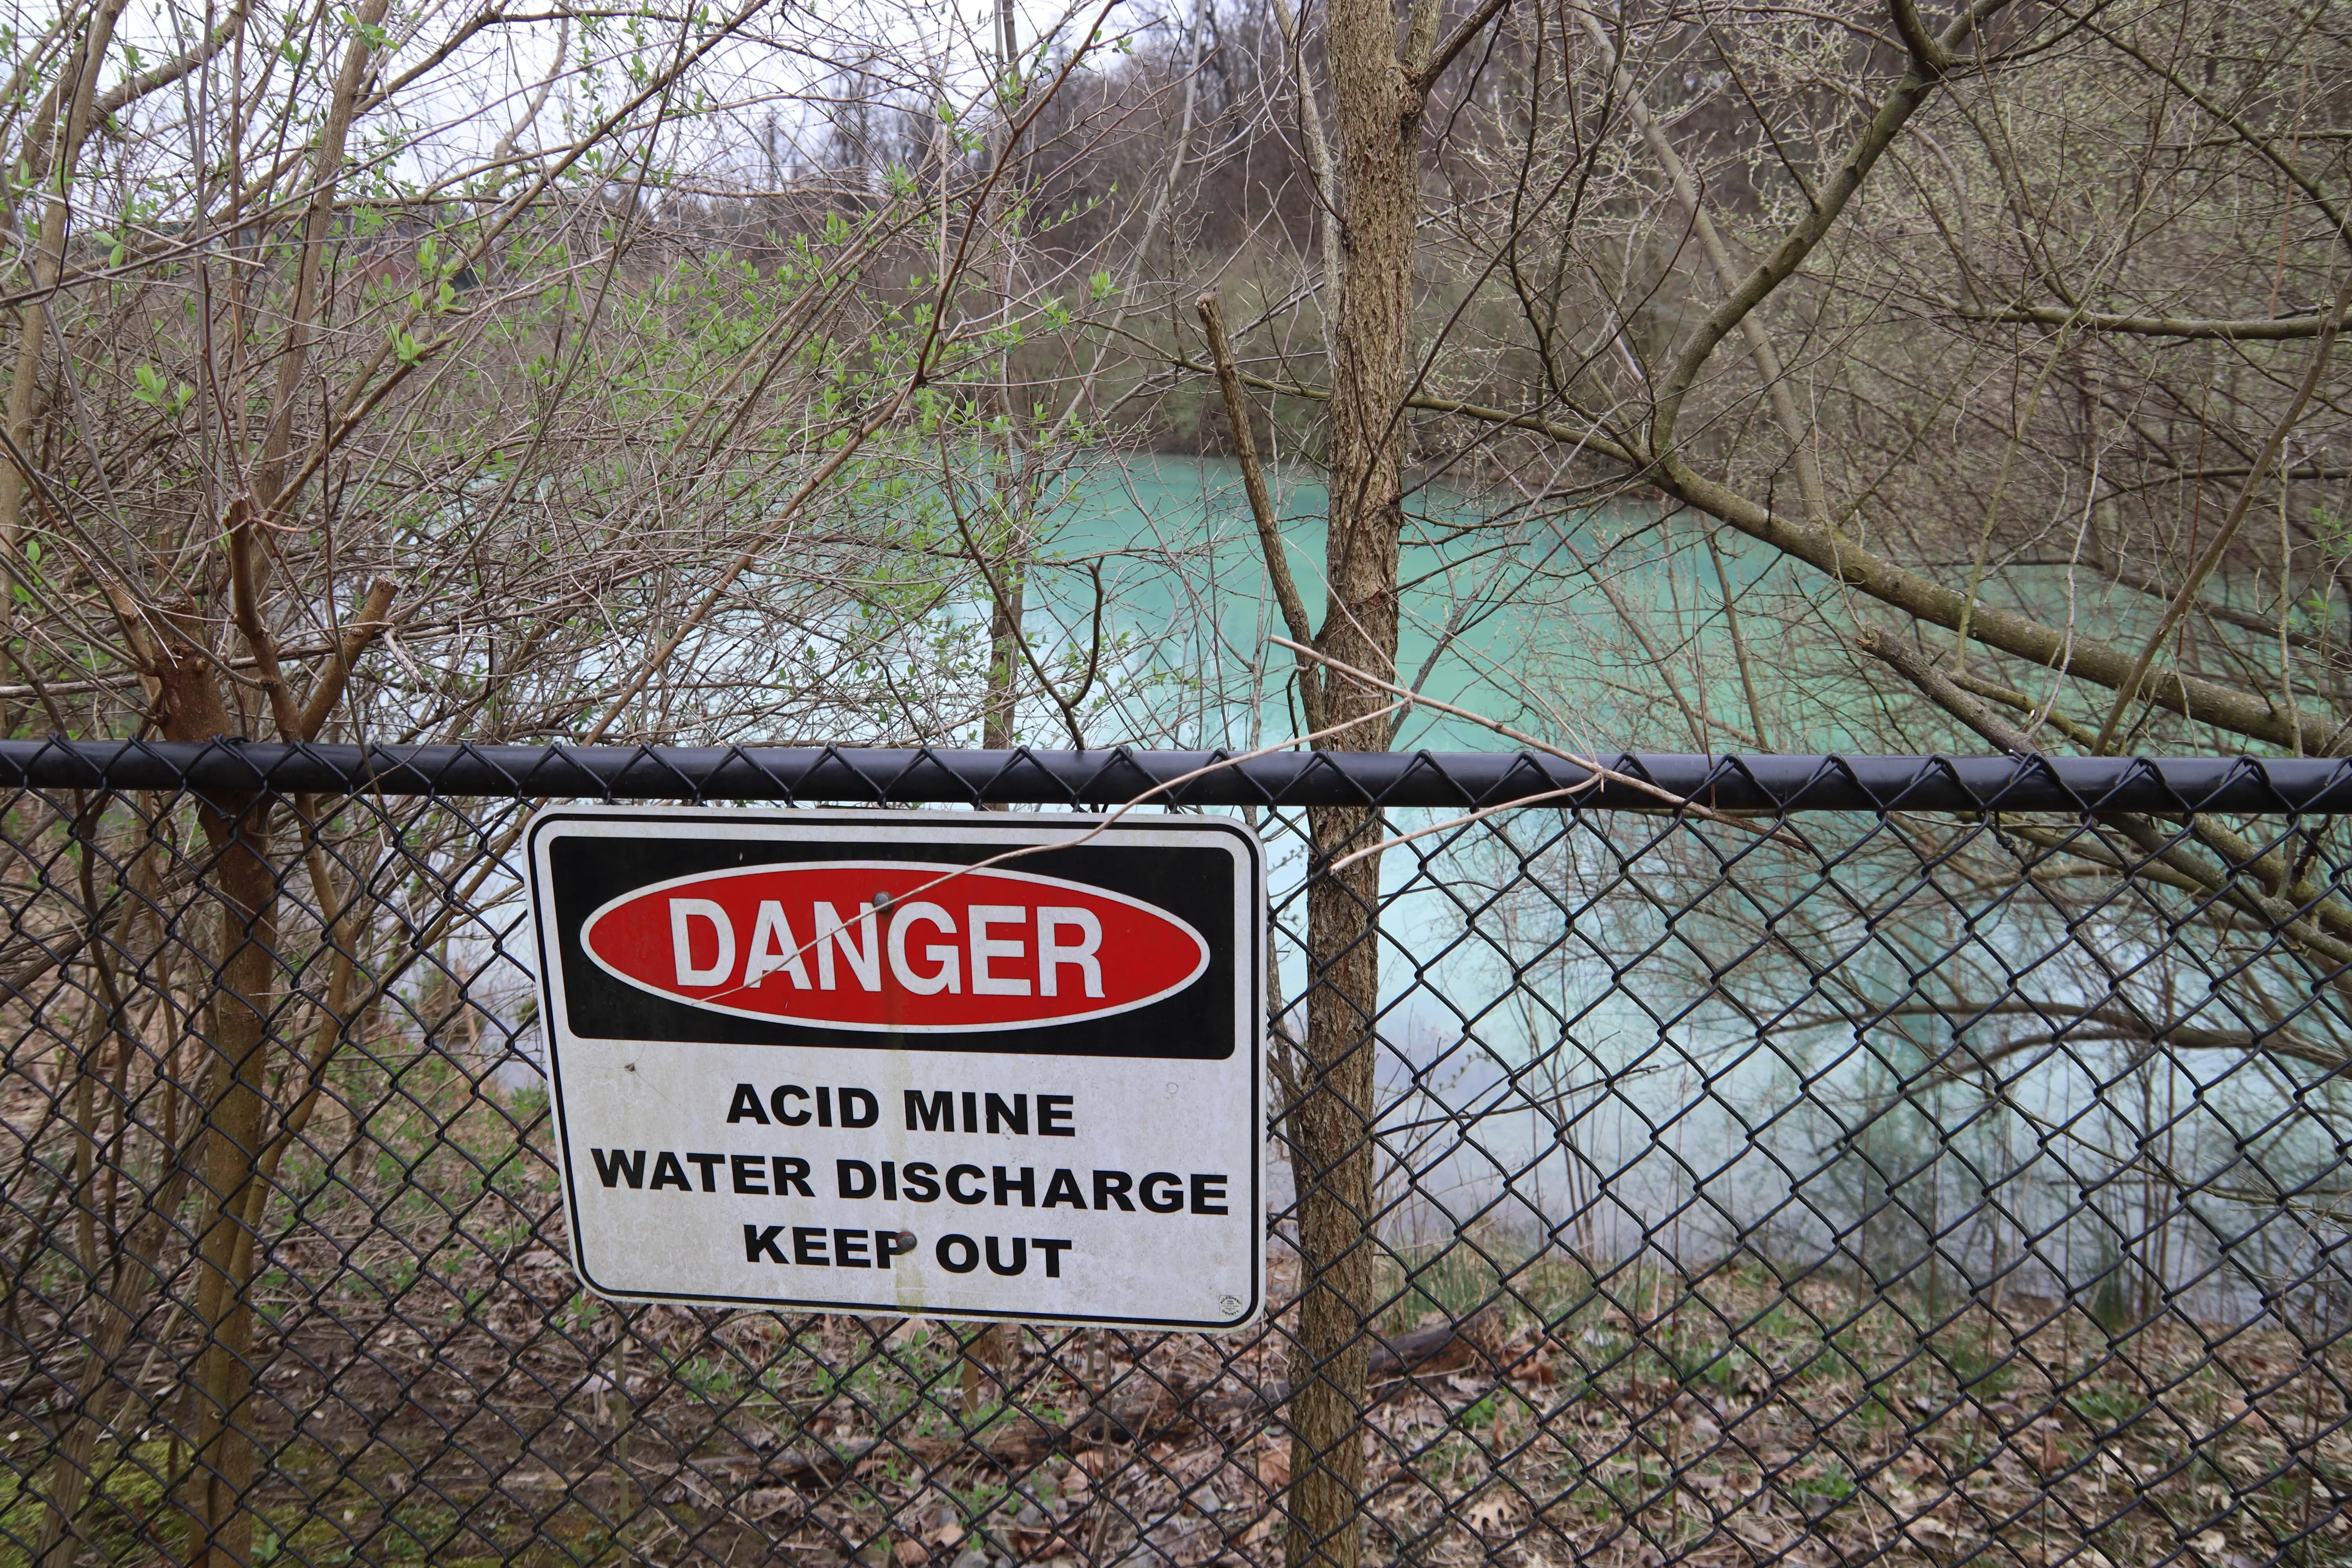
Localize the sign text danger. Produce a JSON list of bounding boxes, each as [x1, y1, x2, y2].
[[581, 862, 1210, 1033]]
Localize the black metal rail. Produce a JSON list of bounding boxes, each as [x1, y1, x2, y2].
[[3, 737, 2348, 812]]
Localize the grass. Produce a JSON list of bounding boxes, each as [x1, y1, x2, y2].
[[1376, 1233, 1594, 1337], [1785, 1459, 1856, 1504], [0, 1439, 180, 1567]]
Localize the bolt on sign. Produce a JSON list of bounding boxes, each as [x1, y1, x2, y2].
[[523, 808, 1265, 1331]]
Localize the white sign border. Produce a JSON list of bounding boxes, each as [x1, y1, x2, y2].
[[522, 804, 1266, 1331]]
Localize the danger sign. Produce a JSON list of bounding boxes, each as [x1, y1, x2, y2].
[[523, 808, 1264, 1330]]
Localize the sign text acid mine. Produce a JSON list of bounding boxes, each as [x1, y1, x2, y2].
[[523, 809, 1265, 1330]]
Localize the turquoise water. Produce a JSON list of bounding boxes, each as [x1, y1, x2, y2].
[[1014, 453, 2247, 761], [1017, 454, 1738, 753]]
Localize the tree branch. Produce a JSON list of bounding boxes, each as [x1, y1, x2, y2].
[[1651, 0, 2014, 456], [1269, 0, 1340, 316], [1940, 664, 2102, 749], [1893, 1000, 2347, 1079], [1951, 301, 2348, 339], [1850, 641, 2352, 968], [2083, 13, 2352, 256], [254, 0, 391, 514], [1854, 626, 2036, 752], [1199, 293, 1323, 730], [1889, 0, 1954, 75], [293, 577, 397, 742], [1576, 7, 1832, 525], [91, 0, 252, 121], [226, 499, 301, 738], [1408, 0, 1512, 101]]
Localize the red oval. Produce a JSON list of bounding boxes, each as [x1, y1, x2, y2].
[[579, 861, 1210, 1032]]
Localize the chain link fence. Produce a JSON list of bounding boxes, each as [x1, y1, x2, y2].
[[4, 739, 2351, 1567]]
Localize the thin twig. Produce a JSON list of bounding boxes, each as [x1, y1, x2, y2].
[[1270, 636, 1808, 848], [1322, 784, 1594, 873]]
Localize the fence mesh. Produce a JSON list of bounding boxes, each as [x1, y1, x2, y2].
[[3, 743, 2350, 1568]]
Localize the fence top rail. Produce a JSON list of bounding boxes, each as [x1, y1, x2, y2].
[[1, 738, 2347, 814]]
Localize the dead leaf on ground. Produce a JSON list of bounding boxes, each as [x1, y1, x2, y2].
[[1463, 1490, 1520, 1534]]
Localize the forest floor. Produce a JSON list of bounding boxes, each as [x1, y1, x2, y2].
[[5, 1223, 2347, 1568]]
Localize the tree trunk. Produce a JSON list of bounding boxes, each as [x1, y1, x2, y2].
[[0, 0, 127, 717], [1285, 818, 1386, 1568], [1284, 0, 1417, 1564], [184, 796, 276, 1568], [140, 625, 278, 1568]]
